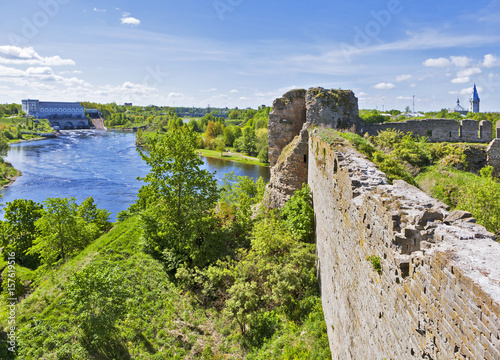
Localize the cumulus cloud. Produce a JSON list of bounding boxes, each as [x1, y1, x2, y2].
[[449, 86, 482, 96], [450, 56, 472, 67], [229, 89, 239, 93], [167, 92, 185, 99], [483, 54, 499, 68], [201, 88, 218, 93], [0, 46, 75, 66], [451, 76, 470, 84], [373, 82, 396, 90], [93, 8, 107, 12], [0, 64, 90, 87], [457, 67, 482, 77], [121, 12, 141, 26], [396, 74, 412, 82], [423, 57, 452, 67]]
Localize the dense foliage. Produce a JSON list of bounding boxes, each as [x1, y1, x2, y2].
[[0, 126, 329, 359], [0, 197, 111, 272], [322, 128, 500, 236], [417, 165, 500, 235]]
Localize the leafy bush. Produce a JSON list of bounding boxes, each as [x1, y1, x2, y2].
[[416, 165, 500, 235], [65, 261, 130, 345], [280, 184, 315, 243]]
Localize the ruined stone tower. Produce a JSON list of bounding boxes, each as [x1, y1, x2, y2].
[[264, 87, 361, 208]]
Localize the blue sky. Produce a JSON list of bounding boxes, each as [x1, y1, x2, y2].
[[0, 0, 499, 111]]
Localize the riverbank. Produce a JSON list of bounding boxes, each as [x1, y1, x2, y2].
[[197, 148, 269, 167], [0, 162, 20, 189]]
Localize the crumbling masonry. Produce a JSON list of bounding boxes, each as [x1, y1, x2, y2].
[[265, 87, 500, 359]]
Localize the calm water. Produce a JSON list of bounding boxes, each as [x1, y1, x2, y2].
[[1, 130, 270, 220]]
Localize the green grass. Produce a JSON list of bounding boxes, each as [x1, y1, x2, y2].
[[416, 165, 500, 235], [198, 148, 269, 167], [0, 215, 330, 359], [0, 161, 19, 187], [0, 217, 249, 359]]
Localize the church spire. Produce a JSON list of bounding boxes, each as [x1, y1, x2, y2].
[[469, 83, 480, 113], [472, 83, 480, 101]]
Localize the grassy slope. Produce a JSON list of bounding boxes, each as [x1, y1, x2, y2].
[[0, 161, 19, 187], [197, 149, 269, 167], [0, 216, 330, 359], [0, 217, 245, 359]]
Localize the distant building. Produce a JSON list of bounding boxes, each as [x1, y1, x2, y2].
[[469, 84, 480, 113], [21, 99, 88, 129], [124, 103, 133, 106], [86, 109, 102, 119], [449, 98, 468, 116]]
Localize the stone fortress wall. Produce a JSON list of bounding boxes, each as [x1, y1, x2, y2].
[[310, 133, 500, 359], [265, 87, 500, 359], [364, 119, 493, 143]]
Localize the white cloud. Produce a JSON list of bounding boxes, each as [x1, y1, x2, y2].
[[0, 64, 90, 88], [373, 82, 396, 90], [450, 56, 471, 67], [26, 66, 53, 76], [396, 96, 413, 100], [0, 46, 75, 66], [423, 57, 452, 67], [396, 74, 412, 82], [229, 89, 239, 93], [201, 88, 218, 93], [449, 86, 482, 96], [451, 76, 470, 84], [93, 8, 107, 12], [483, 54, 499, 68], [121, 13, 141, 26], [0, 64, 25, 77], [167, 92, 185, 99], [457, 67, 482, 77]]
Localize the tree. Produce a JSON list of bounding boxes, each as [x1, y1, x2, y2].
[[213, 135, 226, 156], [30, 197, 89, 265], [0, 199, 43, 269], [224, 127, 236, 146], [138, 127, 220, 269], [280, 184, 315, 243], [206, 121, 224, 142], [66, 261, 129, 344], [241, 126, 257, 155], [78, 196, 112, 233]]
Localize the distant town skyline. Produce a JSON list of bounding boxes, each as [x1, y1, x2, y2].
[[0, 0, 499, 111]]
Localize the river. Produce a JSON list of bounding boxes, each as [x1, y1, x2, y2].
[[1, 130, 270, 220]]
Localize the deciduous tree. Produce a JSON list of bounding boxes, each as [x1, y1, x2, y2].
[[138, 127, 220, 269]]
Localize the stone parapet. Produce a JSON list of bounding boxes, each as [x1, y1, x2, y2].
[[487, 139, 500, 177], [365, 119, 493, 143], [309, 131, 500, 359]]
